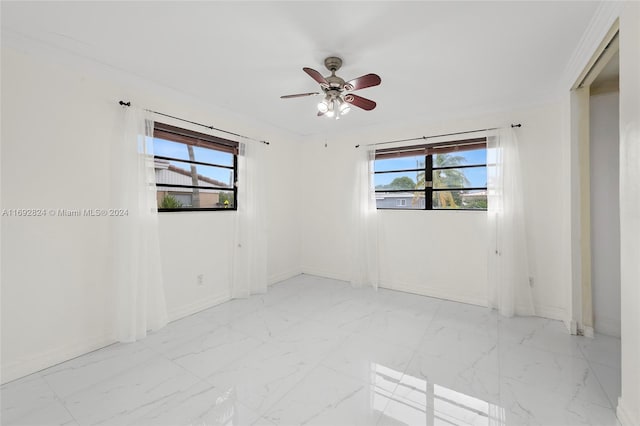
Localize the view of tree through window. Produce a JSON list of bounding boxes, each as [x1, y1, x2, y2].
[[153, 122, 238, 211], [374, 139, 487, 210]]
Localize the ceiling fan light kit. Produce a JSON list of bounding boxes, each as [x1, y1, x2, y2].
[[281, 56, 381, 120]]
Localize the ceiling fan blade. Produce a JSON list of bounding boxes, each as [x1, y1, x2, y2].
[[280, 92, 320, 99], [344, 94, 377, 111], [344, 73, 381, 91], [303, 67, 330, 88]]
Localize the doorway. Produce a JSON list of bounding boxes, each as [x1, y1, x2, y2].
[[589, 51, 620, 338], [570, 24, 620, 339], [568, 22, 622, 415]]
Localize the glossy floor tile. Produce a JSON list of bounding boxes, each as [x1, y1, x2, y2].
[[1, 275, 621, 425]]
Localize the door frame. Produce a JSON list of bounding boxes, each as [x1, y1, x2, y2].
[[569, 21, 619, 337]]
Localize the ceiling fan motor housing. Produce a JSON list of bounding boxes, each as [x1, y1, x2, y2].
[[324, 56, 343, 72], [324, 57, 346, 89], [325, 75, 346, 89]]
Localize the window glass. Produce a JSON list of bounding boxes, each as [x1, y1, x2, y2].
[[433, 148, 486, 167], [432, 190, 487, 210], [375, 192, 425, 210], [153, 123, 238, 211], [374, 142, 487, 210], [374, 171, 425, 190], [155, 159, 234, 189], [432, 166, 487, 189], [157, 188, 235, 209], [374, 155, 424, 172]]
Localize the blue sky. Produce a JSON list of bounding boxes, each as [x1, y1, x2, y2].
[[374, 148, 487, 188], [153, 137, 234, 185]]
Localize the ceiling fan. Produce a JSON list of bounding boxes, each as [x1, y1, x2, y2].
[[280, 57, 381, 119]]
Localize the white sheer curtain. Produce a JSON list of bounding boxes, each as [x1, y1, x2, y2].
[[487, 128, 535, 317], [112, 108, 168, 342], [231, 141, 268, 298], [351, 147, 379, 289]]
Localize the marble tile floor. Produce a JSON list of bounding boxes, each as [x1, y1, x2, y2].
[[1, 274, 622, 426]]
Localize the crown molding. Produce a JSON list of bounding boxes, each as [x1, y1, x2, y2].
[[562, 1, 623, 91]]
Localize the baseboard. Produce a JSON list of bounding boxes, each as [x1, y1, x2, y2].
[[380, 280, 488, 308], [532, 304, 567, 322], [583, 325, 595, 338], [300, 267, 350, 283], [268, 268, 303, 286], [1, 334, 115, 385], [617, 397, 639, 426], [167, 292, 230, 323], [2, 292, 237, 385], [291, 271, 570, 324], [594, 317, 621, 338], [565, 319, 579, 335]]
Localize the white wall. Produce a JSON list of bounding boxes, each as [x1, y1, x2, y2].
[[1, 48, 117, 384], [589, 91, 620, 337], [378, 210, 488, 306], [0, 47, 301, 383], [265, 139, 302, 284], [158, 212, 235, 321], [300, 102, 570, 317], [618, 3, 640, 424], [299, 137, 356, 281]]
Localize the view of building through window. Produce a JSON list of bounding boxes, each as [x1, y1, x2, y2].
[[152, 123, 238, 211], [374, 140, 487, 210]]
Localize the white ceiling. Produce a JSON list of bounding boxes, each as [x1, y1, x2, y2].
[[2, 1, 599, 137]]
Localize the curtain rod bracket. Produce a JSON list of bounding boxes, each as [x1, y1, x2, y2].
[[511, 123, 522, 128], [119, 100, 131, 107]]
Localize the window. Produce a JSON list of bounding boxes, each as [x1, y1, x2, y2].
[[153, 122, 238, 211], [374, 138, 487, 210]]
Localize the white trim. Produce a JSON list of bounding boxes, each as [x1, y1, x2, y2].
[[533, 304, 568, 322], [167, 292, 230, 323], [380, 280, 488, 308], [2, 293, 233, 384], [301, 272, 569, 322], [594, 317, 622, 338], [268, 269, 303, 286], [565, 319, 579, 335], [300, 267, 349, 283], [562, 2, 623, 90], [565, 1, 622, 352], [1, 334, 115, 385], [616, 397, 638, 426], [583, 325, 595, 338]]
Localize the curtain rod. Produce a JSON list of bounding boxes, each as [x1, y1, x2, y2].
[[354, 123, 522, 148], [118, 101, 270, 145]]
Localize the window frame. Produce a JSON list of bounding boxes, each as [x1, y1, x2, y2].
[[374, 137, 488, 211], [153, 122, 239, 212]]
